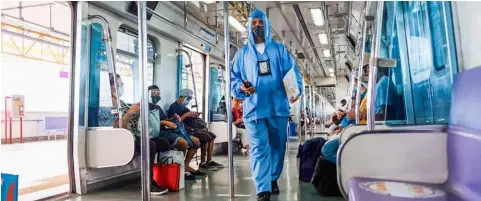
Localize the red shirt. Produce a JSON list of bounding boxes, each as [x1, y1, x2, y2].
[[232, 107, 243, 122]]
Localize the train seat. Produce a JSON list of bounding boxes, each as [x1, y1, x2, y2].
[[339, 67, 481, 201]]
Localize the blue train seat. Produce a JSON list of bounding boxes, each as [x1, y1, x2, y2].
[[338, 67, 481, 201]]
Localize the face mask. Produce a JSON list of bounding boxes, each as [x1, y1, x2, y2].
[[117, 86, 124, 97], [252, 26, 265, 40], [362, 75, 369, 82], [150, 95, 161, 104], [182, 99, 190, 106]]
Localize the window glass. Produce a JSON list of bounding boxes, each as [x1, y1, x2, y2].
[[208, 65, 226, 121], [88, 25, 157, 127], [115, 30, 155, 104], [181, 47, 205, 114]]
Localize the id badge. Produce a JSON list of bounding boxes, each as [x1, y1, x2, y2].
[[258, 59, 271, 76]]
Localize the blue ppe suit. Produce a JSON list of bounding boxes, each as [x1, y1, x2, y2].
[[230, 9, 304, 194]]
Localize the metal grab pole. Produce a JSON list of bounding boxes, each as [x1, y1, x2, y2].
[[311, 85, 316, 137], [137, 1, 151, 200], [366, 1, 384, 131], [355, 18, 369, 124], [223, 2, 234, 199], [88, 15, 122, 128], [302, 85, 307, 140]]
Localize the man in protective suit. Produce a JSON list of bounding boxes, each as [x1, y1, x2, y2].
[[230, 9, 303, 201]]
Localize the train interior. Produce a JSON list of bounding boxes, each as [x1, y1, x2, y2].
[[1, 1, 481, 201]]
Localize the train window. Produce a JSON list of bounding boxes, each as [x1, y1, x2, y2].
[[208, 65, 226, 121], [181, 47, 206, 114], [115, 28, 155, 103]]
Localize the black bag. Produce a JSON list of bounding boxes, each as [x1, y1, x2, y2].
[[184, 117, 208, 131], [311, 156, 342, 197], [296, 137, 327, 182]]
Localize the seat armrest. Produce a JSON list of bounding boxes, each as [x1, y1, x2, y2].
[[337, 129, 448, 198]]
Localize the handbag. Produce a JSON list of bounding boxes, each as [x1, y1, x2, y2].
[[152, 156, 181, 192], [1, 173, 19, 201]]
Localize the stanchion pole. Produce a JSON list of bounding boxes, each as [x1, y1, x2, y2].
[[223, 2, 235, 198], [137, 1, 151, 201]]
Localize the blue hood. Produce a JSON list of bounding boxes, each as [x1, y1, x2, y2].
[[247, 9, 272, 49]]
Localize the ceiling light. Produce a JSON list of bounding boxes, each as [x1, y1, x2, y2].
[[328, 68, 334, 73], [310, 8, 325, 26], [323, 49, 331, 57], [228, 16, 247, 32], [203, 0, 216, 4], [318, 33, 328, 45]]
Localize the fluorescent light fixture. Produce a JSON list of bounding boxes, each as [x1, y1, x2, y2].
[[310, 8, 325, 26], [203, 0, 217, 4], [330, 73, 335, 77], [191, 1, 200, 8], [328, 68, 334, 73], [228, 16, 247, 32], [323, 49, 331, 57], [318, 33, 328, 45]]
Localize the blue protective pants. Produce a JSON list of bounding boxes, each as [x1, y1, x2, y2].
[[321, 135, 340, 164], [245, 116, 288, 194]]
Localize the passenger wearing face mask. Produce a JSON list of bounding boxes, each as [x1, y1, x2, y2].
[[168, 89, 224, 171], [230, 9, 303, 200], [148, 85, 204, 179], [112, 76, 170, 195]]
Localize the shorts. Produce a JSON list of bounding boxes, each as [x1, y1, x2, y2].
[[192, 130, 216, 144], [164, 132, 183, 149], [134, 136, 170, 153]]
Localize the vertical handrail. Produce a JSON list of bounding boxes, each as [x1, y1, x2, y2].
[[137, 1, 151, 200], [176, 49, 199, 112], [87, 15, 122, 128], [366, 1, 385, 131], [302, 84, 307, 141], [355, 19, 369, 124], [223, 1, 234, 199]]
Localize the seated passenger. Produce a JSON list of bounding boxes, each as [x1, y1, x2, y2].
[[147, 85, 204, 179], [114, 76, 169, 195], [168, 89, 224, 170], [232, 97, 249, 152]]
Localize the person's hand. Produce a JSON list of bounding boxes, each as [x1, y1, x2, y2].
[[163, 121, 177, 129], [241, 83, 255, 95], [234, 118, 242, 125], [347, 110, 356, 120], [128, 103, 140, 113], [174, 114, 181, 121], [186, 112, 197, 118], [289, 96, 299, 103], [194, 112, 201, 118]]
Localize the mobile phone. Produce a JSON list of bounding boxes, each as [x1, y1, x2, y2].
[[244, 80, 252, 88]]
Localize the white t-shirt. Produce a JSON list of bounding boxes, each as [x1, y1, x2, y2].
[[255, 43, 265, 54]]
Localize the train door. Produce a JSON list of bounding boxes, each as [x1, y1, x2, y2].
[[395, 1, 458, 124], [1, 1, 72, 200]]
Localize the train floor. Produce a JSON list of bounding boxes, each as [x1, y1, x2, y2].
[[62, 135, 341, 201]]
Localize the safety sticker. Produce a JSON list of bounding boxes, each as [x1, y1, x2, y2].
[[358, 181, 445, 198]]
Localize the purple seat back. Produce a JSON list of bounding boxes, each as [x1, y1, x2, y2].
[[44, 116, 68, 131], [448, 66, 481, 200]]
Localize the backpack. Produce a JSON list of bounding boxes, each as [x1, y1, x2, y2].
[[297, 137, 327, 182], [135, 109, 161, 138], [311, 156, 342, 196], [184, 117, 208, 130]]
